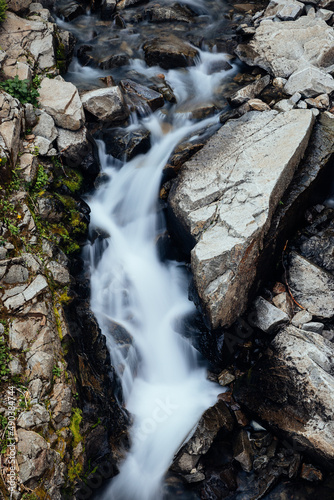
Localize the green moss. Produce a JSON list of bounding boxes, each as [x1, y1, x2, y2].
[[70, 408, 83, 448], [68, 460, 83, 482], [63, 169, 83, 193]]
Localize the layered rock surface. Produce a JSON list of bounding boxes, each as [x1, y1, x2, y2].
[[169, 109, 314, 328]]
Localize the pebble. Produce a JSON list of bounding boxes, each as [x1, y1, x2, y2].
[[300, 463, 323, 482], [292, 309, 312, 327]]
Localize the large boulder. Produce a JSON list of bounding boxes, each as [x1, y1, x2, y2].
[[56, 126, 91, 167], [81, 87, 129, 124], [38, 78, 85, 131], [143, 34, 199, 69], [234, 325, 334, 469], [169, 110, 314, 329], [0, 91, 24, 166], [236, 15, 334, 79]]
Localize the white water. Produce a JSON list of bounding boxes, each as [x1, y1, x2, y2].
[[86, 51, 235, 500]]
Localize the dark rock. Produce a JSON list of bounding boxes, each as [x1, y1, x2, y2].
[[98, 53, 129, 70], [229, 75, 271, 106], [101, 0, 116, 19], [145, 3, 194, 23], [143, 35, 199, 69], [77, 45, 93, 67], [117, 0, 148, 9], [101, 126, 151, 161], [57, 1, 85, 21], [120, 79, 164, 113], [301, 463, 323, 482], [37, 194, 64, 222], [163, 141, 204, 182], [233, 429, 253, 472]]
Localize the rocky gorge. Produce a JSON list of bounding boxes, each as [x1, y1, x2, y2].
[[0, 0, 333, 499]]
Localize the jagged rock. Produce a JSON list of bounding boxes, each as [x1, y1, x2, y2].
[[236, 16, 334, 79], [248, 98, 271, 111], [234, 326, 334, 468], [50, 383, 72, 428], [172, 400, 234, 474], [302, 322, 325, 334], [120, 79, 164, 112], [143, 35, 199, 69], [37, 195, 64, 221], [18, 153, 37, 183], [98, 53, 129, 70], [101, 126, 151, 161], [233, 429, 253, 472], [7, 0, 32, 14], [3, 275, 49, 311], [17, 404, 50, 429], [9, 317, 42, 350], [34, 135, 53, 155], [38, 78, 85, 131], [251, 297, 289, 333], [101, 0, 116, 19], [56, 1, 84, 21], [145, 3, 193, 23], [46, 261, 70, 284], [3, 264, 29, 284], [27, 350, 54, 379], [285, 67, 334, 97], [272, 292, 294, 318], [0, 12, 56, 71], [305, 94, 330, 109], [24, 103, 38, 129], [3, 59, 32, 81], [0, 91, 24, 166], [169, 110, 314, 329], [218, 369, 235, 386], [17, 429, 55, 484], [301, 463, 323, 481], [117, 0, 148, 9], [81, 87, 129, 124], [230, 75, 270, 106], [288, 252, 334, 319], [264, 0, 304, 20], [57, 126, 91, 168], [33, 110, 58, 144], [291, 309, 313, 327]]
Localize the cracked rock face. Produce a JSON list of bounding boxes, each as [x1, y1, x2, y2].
[[169, 110, 314, 328], [234, 326, 334, 468]]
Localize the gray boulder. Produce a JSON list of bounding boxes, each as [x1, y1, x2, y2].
[[81, 87, 129, 124]]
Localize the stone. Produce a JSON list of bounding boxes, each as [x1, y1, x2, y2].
[[230, 75, 271, 106], [101, 0, 116, 19], [251, 296, 289, 333], [37, 195, 64, 222], [233, 429, 253, 472], [288, 252, 334, 319], [145, 3, 193, 23], [0, 91, 24, 166], [291, 309, 313, 327], [285, 67, 334, 98], [172, 400, 234, 474], [302, 322, 325, 334], [218, 369, 236, 386], [98, 53, 129, 70], [24, 103, 38, 129], [7, 0, 32, 12], [56, 126, 91, 168], [273, 77, 288, 89], [38, 78, 85, 131], [9, 356, 23, 375], [17, 429, 53, 484], [300, 463, 323, 481], [117, 0, 148, 9], [316, 8, 333, 22], [234, 325, 334, 468], [50, 383, 72, 428], [143, 35, 199, 69], [17, 404, 50, 429], [33, 110, 58, 143], [101, 126, 151, 161], [3, 265, 29, 284], [274, 99, 295, 112], [272, 292, 294, 318], [46, 261, 70, 285], [297, 101, 308, 109], [28, 378, 43, 399], [169, 110, 314, 328], [305, 94, 330, 109], [81, 87, 129, 124], [34, 135, 52, 155], [236, 17, 334, 79], [120, 79, 164, 112], [3, 60, 32, 81], [276, 1, 304, 20], [248, 98, 271, 111], [56, 1, 84, 21], [18, 153, 37, 183], [26, 351, 54, 380]]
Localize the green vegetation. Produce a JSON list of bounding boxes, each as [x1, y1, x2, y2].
[[0, 75, 40, 106], [52, 365, 62, 378], [0, 322, 10, 377], [70, 408, 83, 448], [0, 0, 7, 23]]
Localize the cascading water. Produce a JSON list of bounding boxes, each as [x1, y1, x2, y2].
[[83, 50, 235, 500]]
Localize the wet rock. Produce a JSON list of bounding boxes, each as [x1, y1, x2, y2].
[[302, 322, 325, 334], [57, 1, 84, 21], [102, 126, 151, 161], [98, 53, 129, 70], [117, 0, 148, 9], [301, 463, 323, 481], [57, 126, 91, 168], [218, 369, 235, 386], [120, 79, 164, 113], [234, 325, 334, 468], [163, 140, 204, 182], [143, 35, 199, 69], [145, 3, 193, 23], [169, 110, 314, 329], [252, 296, 289, 333], [101, 0, 116, 19], [81, 87, 129, 124], [172, 400, 234, 474], [291, 309, 313, 327], [38, 78, 85, 131], [285, 67, 334, 97], [50, 383, 72, 428], [77, 44, 93, 66], [230, 75, 270, 106], [236, 17, 334, 79], [234, 429, 253, 472], [288, 252, 334, 319]]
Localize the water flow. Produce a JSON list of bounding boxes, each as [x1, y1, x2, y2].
[[87, 52, 234, 500]]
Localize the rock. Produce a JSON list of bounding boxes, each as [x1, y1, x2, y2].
[[0, 91, 24, 166], [316, 8, 333, 22], [120, 79, 164, 113], [9, 356, 23, 375], [234, 325, 334, 468], [81, 87, 129, 124], [273, 77, 288, 89], [24, 103, 38, 129], [101, 126, 151, 161], [233, 429, 253, 472], [17, 404, 50, 429], [3, 264, 29, 284], [302, 322, 325, 334], [3, 59, 32, 81], [7, 0, 32, 13], [38, 78, 85, 131], [230, 75, 270, 106], [17, 429, 54, 484], [169, 110, 314, 329], [292, 309, 313, 327], [117, 0, 148, 9], [300, 463, 323, 481], [101, 0, 116, 19], [274, 99, 295, 112], [251, 296, 289, 333], [172, 400, 234, 474], [3, 275, 48, 311], [37, 195, 64, 222], [46, 261, 70, 285], [236, 17, 334, 79], [56, 126, 91, 168], [145, 3, 193, 23], [98, 53, 129, 70], [248, 98, 271, 111], [32, 110, 58, 143], [288, 252, 334, 319], [27, 350, 54, 380], [56, 1, 84, 21], [50, 383, 72, 428], [277, 1, 305, 20], [143, 35, 199, 69], [285, 67, 334, 98], [305, 94, 330, 109], [272, 292, 294, 318], [218, 369, 236, 386], [34, 135, 53, 155]]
